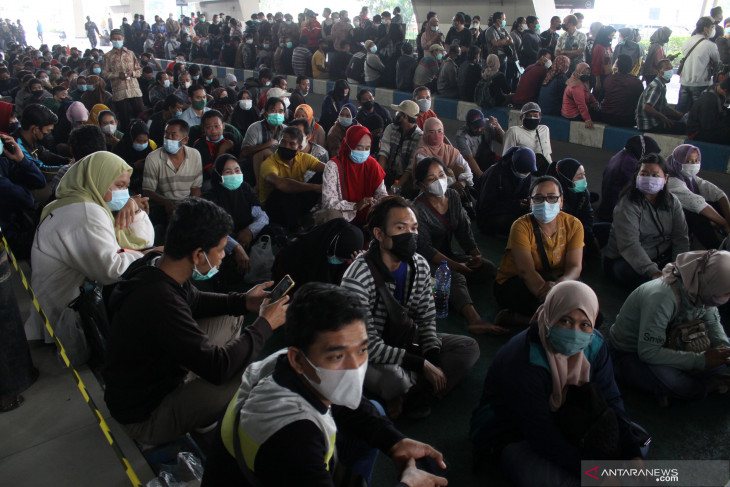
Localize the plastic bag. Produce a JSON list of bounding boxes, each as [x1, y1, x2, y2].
[[145, 452, 204, 487], [243, 235, 274, 284]]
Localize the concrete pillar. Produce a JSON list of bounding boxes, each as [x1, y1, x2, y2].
[[73, 0, 86, 39]]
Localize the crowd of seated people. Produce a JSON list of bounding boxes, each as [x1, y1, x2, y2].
[[3, 7, 730, 487]]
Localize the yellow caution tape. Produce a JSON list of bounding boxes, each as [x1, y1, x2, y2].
[[0, 232, 143, 487]]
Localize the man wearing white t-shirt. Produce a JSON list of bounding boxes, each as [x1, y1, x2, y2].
[[502, 102, 552, 167]]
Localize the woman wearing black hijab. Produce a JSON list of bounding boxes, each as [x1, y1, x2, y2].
[[112, 119, 156, 194], [546, 158, 598, 254], [273, 217, 364, 290], [230, 89, 261, 139], [319, 79, 351, 134]]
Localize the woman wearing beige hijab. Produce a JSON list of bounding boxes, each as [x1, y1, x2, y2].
[[472, 281, 642, 486], [608, 250, 730, 405]]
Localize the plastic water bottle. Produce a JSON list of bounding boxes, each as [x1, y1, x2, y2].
[[434, 261, 451, 319], [390, 179, 401, 196]]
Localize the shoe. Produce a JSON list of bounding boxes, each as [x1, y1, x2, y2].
[[0, 395, 25, 412]]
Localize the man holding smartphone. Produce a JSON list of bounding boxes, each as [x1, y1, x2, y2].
[[103, 198, 289, 447]]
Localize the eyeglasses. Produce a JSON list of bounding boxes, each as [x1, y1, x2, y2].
[[530, 195, 560, 204]]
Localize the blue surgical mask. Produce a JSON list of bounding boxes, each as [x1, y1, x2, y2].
[[328, 255, 345, 265], [221, 173, 243, 190], [105, 189, 130, 212], [661, 70, 673, 82], [617, 39, 625, 46], [547, 326, 594, 356], [571, 178, 587, 193], [133, 142, 149, 151], [349, 149, 369, 164], [206, 135, 224, 143], [78, 84, 88, 92], [338, 116, 353, 127], [93, 67, 101, 74], [164, 138, 182, 154], [111, 40, 124, 49], [531, 201, 561, 223], [174, 110, 183, 117], [192, 251, 219, 280]]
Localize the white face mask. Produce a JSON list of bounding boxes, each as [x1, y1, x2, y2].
[[101, 124, 117, 135], [239, 99, 253, 110], [302, 354, 367, 409], [544, 59, 552, 69], [681, 163, 700, 179], [183, 81, 192, 89], [427, 177, 448, 196], [416, 98, 431, 112]]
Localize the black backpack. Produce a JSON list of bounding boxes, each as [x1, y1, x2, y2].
[[346, 53, 366, 83]]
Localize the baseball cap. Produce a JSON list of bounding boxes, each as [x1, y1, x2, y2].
[[389, 100, 419, 118], [267, 87, 290, 98], [466, 109, 486, 128], [520, 102, 541, 116]]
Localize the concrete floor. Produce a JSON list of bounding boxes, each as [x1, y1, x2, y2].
[[2, 91, 729, 487]]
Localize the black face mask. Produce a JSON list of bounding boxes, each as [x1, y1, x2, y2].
[[386, 232, 417, 262], [277, 146, 298, 161], [31, 90, 44, 98], [523, 117, 539, 130], [9, 121, 20, 132], [361, 100, 374, 110], [579, 74, 591, 83]]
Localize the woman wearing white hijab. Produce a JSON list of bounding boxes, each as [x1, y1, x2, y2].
[[608, 250, 730, 404], [471, 281, 642, 486]]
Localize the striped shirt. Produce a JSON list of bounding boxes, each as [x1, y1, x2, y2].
[[636, 77, 667, 131], [142, 146, 203, 201], [341, 251, 441, 367], [101, 47, 143, 102]]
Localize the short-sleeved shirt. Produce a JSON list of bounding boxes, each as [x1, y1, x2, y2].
[[312, 50, 326, 78], [495, 212, 584, 284], [258, 151, 321, 203], [454, 125, 497, 158], [484, 26, 509, 57], [142, 146, 203, 201], [413, 55, 439, 86], [636, 77, 667, 131], [555, 31, 587, 69], [242, 120, 286, 149]]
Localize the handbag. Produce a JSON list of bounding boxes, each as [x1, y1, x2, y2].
[[243, 235, 275, 284], [71, 282, 111, 366], [556, 383, 620, 460], [530, 214, 558, 281], [664, 282, 711, 353], [56, 300, 90, 367], [677, 38, 706, 76], [364, 251, 420, 353]]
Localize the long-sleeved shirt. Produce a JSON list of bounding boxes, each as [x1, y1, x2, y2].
[[687, 89, 730, 143], [472, 322, 642, 471], [609, 278, 730, 370], [679, 34, 719, 87], [321, 159, 387, 222], [341, 249, 440, 371], [103, 252, 271, 424], [437, 56, 459, 98], [603, 193, 689, 277], [101, 46, 143, 102], [502, 125, 552, 163], [0, 155, 46, 238], [561, 84, 597, 121], [667, 175, 726, 214], [364, 53, 385, 82], [414, 189, 477, 263]]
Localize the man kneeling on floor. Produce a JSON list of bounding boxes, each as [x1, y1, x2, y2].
[[103, 197, 289, 446], [201, 282, 448, 487]]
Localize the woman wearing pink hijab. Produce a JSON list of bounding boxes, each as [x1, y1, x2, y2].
[[561, 62, 599, 128], [472, 281, 643, 486]]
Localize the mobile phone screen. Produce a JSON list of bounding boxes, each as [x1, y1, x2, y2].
[[268, 275, 295, 302]]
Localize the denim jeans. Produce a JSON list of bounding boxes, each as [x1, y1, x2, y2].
[[335, 400, 386, 486], [676, 85, 708, 113], [610, 346, 727, 400], [500, 440, 579, 487]]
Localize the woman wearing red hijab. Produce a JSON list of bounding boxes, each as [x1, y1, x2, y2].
[[322, 124, 387, 226]]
